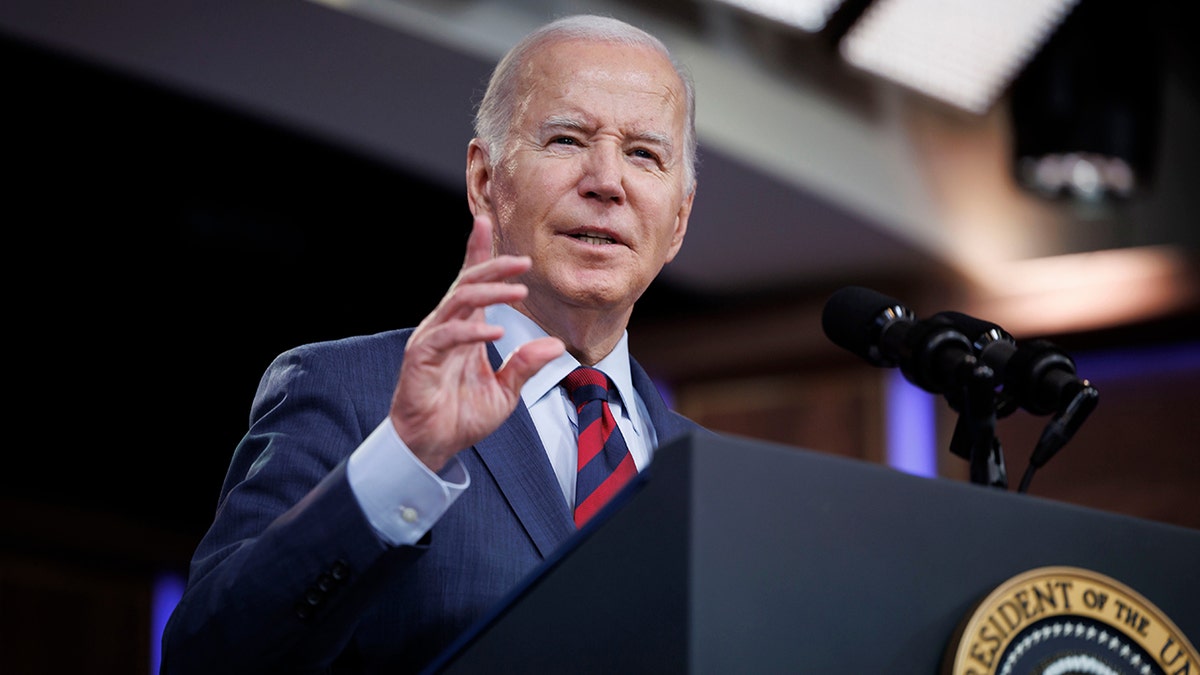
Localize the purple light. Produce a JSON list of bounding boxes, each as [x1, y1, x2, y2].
[[1072, 341, 1200, 382], [150, 571, 185, 674], [653, 377, 675, 409], [885, 369, 938, 477]]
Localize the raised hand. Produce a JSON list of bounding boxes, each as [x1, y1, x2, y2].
[[389, 214, 565, 472]]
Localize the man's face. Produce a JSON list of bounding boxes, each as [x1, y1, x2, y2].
[[473, 38, 694, 323]]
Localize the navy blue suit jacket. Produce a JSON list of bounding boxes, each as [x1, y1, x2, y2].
[[161, 327, 705, 674]]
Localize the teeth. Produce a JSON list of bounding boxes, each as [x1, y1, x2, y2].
[[574, 233, 616, 245]]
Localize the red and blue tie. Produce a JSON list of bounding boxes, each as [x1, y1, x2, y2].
[[563, 366, 637, 527]]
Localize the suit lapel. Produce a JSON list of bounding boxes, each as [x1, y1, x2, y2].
[[473, 345, 575, 558], [631, 357, 690, 442]]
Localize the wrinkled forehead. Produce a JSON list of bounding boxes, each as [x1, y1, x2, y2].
[[518, 39, 687, 127]]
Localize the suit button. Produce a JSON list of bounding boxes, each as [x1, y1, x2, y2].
[[294, 600, 314, 620], [304, 587, 323, 606], [331, 560, 350, 582]]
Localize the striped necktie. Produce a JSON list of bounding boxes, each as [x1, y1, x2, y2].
[[562, 366, 637, 527]]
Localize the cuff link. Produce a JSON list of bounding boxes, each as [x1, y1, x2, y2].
[[398, 505, 419, 523]]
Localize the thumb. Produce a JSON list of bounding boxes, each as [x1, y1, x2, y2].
[[496, 337, 566, 393]]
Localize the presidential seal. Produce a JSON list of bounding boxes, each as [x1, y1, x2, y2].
[[942, 566, 1197, 675]]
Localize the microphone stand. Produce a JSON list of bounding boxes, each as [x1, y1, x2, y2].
[[947, 362, 1009, 489]]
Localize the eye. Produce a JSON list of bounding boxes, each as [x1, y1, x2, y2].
[[630, 147, 662, 165], [551, 136, 579, 146]]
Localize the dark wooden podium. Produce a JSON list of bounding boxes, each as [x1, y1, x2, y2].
[[426, 432, 1200, 674]]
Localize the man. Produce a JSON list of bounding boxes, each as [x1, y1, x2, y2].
[[161, 13, 708, 674]]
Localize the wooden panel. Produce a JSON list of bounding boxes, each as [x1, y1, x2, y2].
[[673, 369, 887, 465]]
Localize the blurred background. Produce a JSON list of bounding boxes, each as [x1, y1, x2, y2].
[[2, 0, 1197, 672]]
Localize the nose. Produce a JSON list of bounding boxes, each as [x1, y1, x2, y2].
[[578, 144, 626, 205]]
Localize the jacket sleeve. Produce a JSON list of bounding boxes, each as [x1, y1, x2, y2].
[[160, 338, 424, 674]]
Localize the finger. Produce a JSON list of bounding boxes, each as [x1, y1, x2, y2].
[[433, 281, 528, 322], [420, 284, 523, 341], [495, 337, 566, 392], [462, 214, 495, 269], [407, 318, 505, 362], [420, 282, 523, 334], [456, 253, 532, 286]]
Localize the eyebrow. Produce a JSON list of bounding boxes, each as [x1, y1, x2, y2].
[[541, 114, 587, 135]]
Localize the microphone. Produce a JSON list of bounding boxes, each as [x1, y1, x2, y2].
[[821, 286, 987, 395], [822, 285, 1100, 492], [932, 310, 1099, 483], [934, 310, 1092, 417]]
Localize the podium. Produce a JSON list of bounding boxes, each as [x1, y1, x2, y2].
[[427, 432, 1200, 674]]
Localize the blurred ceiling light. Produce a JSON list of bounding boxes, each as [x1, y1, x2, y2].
[[1015, 152, 1137, 202], [1009, 0, 1163, 202], [969, 246, 1197, 336], [709, 0, 848, 33], [838, 0, 1080, 114]]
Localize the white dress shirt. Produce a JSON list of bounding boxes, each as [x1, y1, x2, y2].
[[347, 304, 657, 546]]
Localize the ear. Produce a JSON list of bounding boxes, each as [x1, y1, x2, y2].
[[663, 185, 695, 264], [466, 140, 493, 218]]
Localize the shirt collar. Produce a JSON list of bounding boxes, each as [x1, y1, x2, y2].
[[486, 303, 635, 408]]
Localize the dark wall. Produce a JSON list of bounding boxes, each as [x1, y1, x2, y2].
[[7, 32, 467, 545]]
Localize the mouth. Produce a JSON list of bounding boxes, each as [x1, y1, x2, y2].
[[569, 231, 620, 246]]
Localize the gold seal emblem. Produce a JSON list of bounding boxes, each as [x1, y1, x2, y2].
[[943, 566, 1197, 675]]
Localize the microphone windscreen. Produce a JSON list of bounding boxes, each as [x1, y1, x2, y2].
[[821, 286, 906, 360]]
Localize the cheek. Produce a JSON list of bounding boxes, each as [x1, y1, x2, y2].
[[500, 161, 560, 207], [529, 161, 575, 197], [490, 178, 544, 253], [489, 170, 524, 224], [505, 169, 573, 231], [643, 193, 686, 242]]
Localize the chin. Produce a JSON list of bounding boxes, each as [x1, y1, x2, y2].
[[558, 280, 628, 310]]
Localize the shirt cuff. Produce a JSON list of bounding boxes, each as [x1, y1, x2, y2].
[[347, 419, 470, 546]]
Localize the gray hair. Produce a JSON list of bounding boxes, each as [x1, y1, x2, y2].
[[473, 14, 698, 190]]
